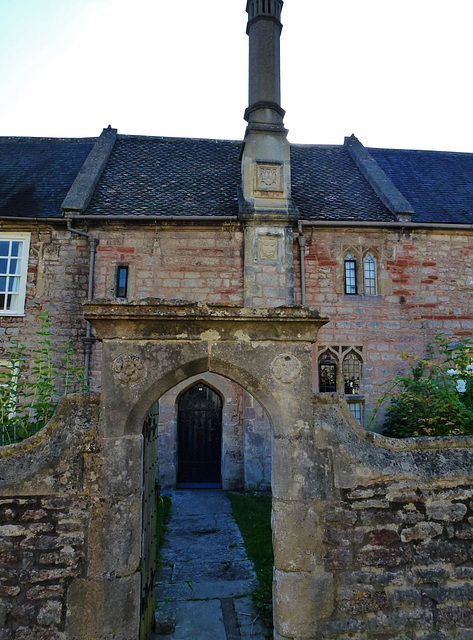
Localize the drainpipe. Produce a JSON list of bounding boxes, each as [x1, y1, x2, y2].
[[297, 221, 306, 306], [67, 221, 99, 388]]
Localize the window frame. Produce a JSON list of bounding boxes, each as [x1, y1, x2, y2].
[[344, 253, 358, 295], [116, 265, 129, 299], [363, 252, 377, 296], [318, 352, 338, 393], [0, 232, 31, 316]]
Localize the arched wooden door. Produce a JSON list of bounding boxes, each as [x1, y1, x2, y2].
[[177, 383, 222, 487]]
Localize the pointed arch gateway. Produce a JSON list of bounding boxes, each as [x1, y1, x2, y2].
[[82, 301, 328, 640]]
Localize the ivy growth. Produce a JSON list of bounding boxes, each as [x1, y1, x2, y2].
[[371, 334, 473, 438], [0, 309, 86, 446]]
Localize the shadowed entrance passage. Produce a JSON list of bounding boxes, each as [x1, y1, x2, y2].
[[178, 383, 223, 487]]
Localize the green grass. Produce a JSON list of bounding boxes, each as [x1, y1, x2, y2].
[[156, 495, 172, 567], [228, 492, 273, 632]]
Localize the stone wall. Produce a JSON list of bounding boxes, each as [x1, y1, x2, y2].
[[272, 393, 473, 640], [294, 228, 473, 422], [0, 223, 89, 388], [0, 395, 99, 640]]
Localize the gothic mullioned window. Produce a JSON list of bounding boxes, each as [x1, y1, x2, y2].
[[318, 346, 364, 424], [343, 247, 378, 296]]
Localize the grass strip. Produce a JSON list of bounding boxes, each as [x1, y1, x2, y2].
[[228, 491, 273, 633], [156, 494, 172, 568]]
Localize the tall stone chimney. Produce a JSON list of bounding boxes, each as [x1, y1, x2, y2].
[[239, 0, 297, 219], [240, 0, 297, 308]]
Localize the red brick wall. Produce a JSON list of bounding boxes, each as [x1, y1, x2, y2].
[[297, 228, 473, 424]]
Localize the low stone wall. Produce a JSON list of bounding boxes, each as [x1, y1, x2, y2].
[[273, 394, 473, 640], [0, 395, 99, 640]]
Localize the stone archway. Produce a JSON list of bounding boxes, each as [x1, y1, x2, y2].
[[76, 301, 328, 640], [156, 372, 272, 491]]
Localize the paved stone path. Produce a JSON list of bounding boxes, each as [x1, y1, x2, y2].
[[154, 490, 269, 639]]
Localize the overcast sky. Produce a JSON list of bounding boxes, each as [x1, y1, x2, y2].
[[1, 0, 472, 152]]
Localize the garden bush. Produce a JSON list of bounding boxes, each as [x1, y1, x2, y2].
[[372, 335, 473, 438]]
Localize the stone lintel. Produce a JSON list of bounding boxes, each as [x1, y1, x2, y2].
[[83, 300, 328, 342]]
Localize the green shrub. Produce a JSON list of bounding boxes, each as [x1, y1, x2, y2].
[[0, 310, 85, 446], [372, 335, 473, 438]]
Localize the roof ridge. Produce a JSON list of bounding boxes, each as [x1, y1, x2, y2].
[[0, 136, 98, 143], [368, 146, 473, 157], [116, 134, 243, 144]]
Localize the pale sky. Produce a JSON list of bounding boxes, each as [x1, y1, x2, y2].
[[1, 0, 472, 152]]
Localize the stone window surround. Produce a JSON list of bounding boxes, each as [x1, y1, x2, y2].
[[343, 246, 379, 297], [317, 345, 365, 423], [0, 232, 30, 316]]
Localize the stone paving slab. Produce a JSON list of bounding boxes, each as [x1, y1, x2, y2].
[[155, 600, 226, 640], [235, 597, 269, 638], [157, 577, 256, 601], [171, 559, 255, 582], [155, 490, 270, 639]]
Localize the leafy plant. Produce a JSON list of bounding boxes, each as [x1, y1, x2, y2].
[[0, 309, 86, 446], [371, 335, 473, 438]]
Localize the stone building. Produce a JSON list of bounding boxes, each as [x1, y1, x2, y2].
[[1, 0, 473, 491], [2, 2, 473, 638]]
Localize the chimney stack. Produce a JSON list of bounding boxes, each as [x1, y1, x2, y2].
[[239, 0, 297, 219], [245, 0, 285, 130]]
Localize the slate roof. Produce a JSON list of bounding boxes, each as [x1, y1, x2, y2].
[[86, 136, 242, 217], [2, 133, 473, 225], [369, 148, 473, 224], [0, 137, 96, 218], [291, 145, 394, 221]]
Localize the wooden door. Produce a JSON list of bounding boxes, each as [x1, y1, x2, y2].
[[177, 383, 222, 487]]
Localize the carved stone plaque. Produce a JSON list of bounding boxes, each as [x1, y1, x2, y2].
[[112, 354, 147, 386], [270, 354, 302, 384], [255, 162, 283, 192], [258, 235, 279, 261]]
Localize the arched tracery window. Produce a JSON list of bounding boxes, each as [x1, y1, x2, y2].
[[319, 352, 337, 393], [343, 351, 362, 395]]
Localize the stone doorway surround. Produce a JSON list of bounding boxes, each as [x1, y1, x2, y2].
[[78, 300, 328, 640], [157, 372, 272, 491]]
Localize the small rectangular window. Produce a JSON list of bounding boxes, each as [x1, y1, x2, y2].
[[348, 402, 363, 424], [344, 259, 357, 295], [116, 266, 129, 298]]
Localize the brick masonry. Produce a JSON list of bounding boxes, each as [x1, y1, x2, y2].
[[3, 222, 473, 426], [294, 228, 473, 422]]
